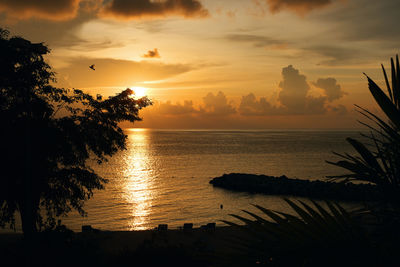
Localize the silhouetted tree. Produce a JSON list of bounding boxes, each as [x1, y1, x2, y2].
[[0, 29, 151, 236]]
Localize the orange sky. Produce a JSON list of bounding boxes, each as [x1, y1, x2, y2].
[[1, 0, 398, 129]]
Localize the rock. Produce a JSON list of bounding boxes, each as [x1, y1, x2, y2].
[[209, 173, 381, 201]]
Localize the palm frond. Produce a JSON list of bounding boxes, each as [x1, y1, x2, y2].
[[221, 199, 370, 266], [328, 56, 400, 206], [382, 63, 393, 101], [365, 74, 400, 129]]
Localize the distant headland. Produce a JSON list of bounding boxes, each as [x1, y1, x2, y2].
[[210, 173, 382, 201]]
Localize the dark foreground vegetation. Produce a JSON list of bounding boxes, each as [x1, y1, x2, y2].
[[1, 223, 399, 267], [210, 173, 381, 201], [0, 226, 261, 267]]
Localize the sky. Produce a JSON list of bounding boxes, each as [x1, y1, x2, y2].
[[1, 0, 398, 129]]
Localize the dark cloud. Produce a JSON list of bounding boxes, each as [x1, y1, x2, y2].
[[313, 77, 346, 102], [150, 91, 236, 117], [225, 34, 287, 48], [56, 57, 193, 88], [1, 2, 97, 48], [158, 100, 197, 115], [200, 91, 236, 116], [153, 77, 347, 118], [266, 0, 333, 15], [239, 65, 347, 116], [306, 96, 326, 114], [278, 65, 346, 114], [0, 0, 209, 21], [0, 0, 82, 20], [279, 65, 309, 113], [239, 93, 280, 116], [313, 0, 400, 43], [304, 0, 400, 65], [1, 5, 164, 51], [142, 48, 160, 58], [101, 0, 209, 19]]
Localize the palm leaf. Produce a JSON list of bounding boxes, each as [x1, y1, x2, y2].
[[390, 58, 397, 106], [329, 55, 400, 207], [382, 63, 393, 101], [365, 75, 400, 129], [253, 204, 288, 225], [346, 138, 384, 174], [241, 209, 271, 224], [396, 55, 400, 108]]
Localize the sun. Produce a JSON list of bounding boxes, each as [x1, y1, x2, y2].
[[131, 87, 147, 98]]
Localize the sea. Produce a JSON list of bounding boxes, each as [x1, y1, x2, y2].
[[9, 129, 369, 232]]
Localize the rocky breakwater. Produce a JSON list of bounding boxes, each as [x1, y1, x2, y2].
[[210, 173, 382, 201]]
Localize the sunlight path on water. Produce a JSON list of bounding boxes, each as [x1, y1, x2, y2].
[[122, 129, 155, 230]]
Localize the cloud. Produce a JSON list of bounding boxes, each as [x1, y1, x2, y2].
[[313, 77, 346, 102], [305, 45, 362, 66], [0, 1, 100, 50], [0, 0, 209, 21], [239, 65, 347, 116], [302, 1, 400, 65], [239, 93, 280, 116], [278, 65, 346, 114], [56, 57, 193, 88], [225, 34, 287, 49], [142, 48, 160, 58], [313, 0, 400, 43], [306, 96, 327, 114], [66, 39, 125, 51], [147, 91, 236, 118], [101, 0, 209, 19], [200, 91, 236, 116], [266, 0, 334, 15], [330, 104, 347, 115], [143, 67, 346, 119], [0, 0, 82, 20], [158, 100, 197, 115], [278, 65, 310, 113]]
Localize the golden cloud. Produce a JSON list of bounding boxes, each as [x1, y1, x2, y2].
[[142, 48, 161, 58]]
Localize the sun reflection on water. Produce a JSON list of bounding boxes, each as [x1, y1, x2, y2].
[[123, 128, 154, 230]]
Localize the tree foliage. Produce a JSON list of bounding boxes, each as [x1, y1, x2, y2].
[[0, 28, 152, 235]]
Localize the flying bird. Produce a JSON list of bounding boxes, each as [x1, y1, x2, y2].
[[89, 64, 95, 71]]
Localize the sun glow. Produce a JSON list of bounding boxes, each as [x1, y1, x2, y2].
[[132, 87, 147, 98]]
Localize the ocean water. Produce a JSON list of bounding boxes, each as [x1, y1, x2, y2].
[[56, 129, 365, 231]]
